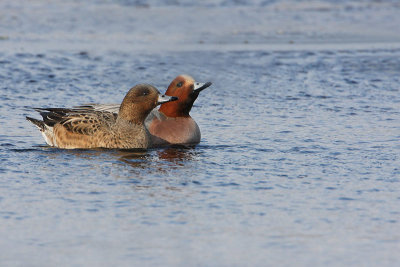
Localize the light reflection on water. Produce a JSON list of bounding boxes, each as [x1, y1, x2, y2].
[[1, 35, 400, 267]]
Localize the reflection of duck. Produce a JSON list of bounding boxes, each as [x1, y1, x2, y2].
[[156, 146, 197, 163], [116, 147, 198, 172], [26, 84, 177, 149], [118, 149, 151, 169], [83, 75, 212, 146]]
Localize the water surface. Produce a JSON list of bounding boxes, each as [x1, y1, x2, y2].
[[0, 1, 400, 266]]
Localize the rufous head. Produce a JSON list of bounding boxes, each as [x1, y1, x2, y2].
[[119, 84, 177, 124], [159, 75, 212, 117]]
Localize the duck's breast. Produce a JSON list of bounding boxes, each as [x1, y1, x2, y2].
[[147, 115, 201, 145]]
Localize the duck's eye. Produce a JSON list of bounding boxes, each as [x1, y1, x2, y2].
[[142, 90, 149, 96], [177, 82, 183, 87]]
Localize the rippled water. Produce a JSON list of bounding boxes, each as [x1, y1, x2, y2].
[[1, 1, 400, 266]]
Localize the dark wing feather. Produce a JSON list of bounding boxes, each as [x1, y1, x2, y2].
[[35, 108, 117, 135]]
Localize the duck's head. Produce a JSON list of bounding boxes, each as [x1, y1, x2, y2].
[[119, 84, 178, 123], [159, 75, 212, 117]]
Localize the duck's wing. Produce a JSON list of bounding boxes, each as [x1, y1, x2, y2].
[[74, 104, 120, 114], [35, 107, 117, 136]]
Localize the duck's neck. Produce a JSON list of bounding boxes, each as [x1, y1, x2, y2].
[[159, 102, 191, 118], [118, 104, 148, 124]]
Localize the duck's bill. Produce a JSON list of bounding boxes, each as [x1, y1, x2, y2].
[[194, 81, 212, 92], [157, 94, 178, 105]]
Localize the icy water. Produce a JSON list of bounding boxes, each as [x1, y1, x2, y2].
[[1, 1, 400, 266]]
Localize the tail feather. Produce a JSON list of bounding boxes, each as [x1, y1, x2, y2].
[[26, 116, 46, 131]]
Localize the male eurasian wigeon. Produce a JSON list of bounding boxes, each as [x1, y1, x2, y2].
[[146, 74, 212, 145], [26, 84, 177, 149], [82, 75, 212, 146]]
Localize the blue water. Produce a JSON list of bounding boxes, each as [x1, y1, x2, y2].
[[1, 1, 400, 266]]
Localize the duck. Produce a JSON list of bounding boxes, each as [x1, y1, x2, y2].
[[80, 75, 212, 146], [26, 84, 178, 149], [147, 74, 212, 146]]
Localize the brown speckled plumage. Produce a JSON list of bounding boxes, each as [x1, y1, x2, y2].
[[26, 84, 177, 149]]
